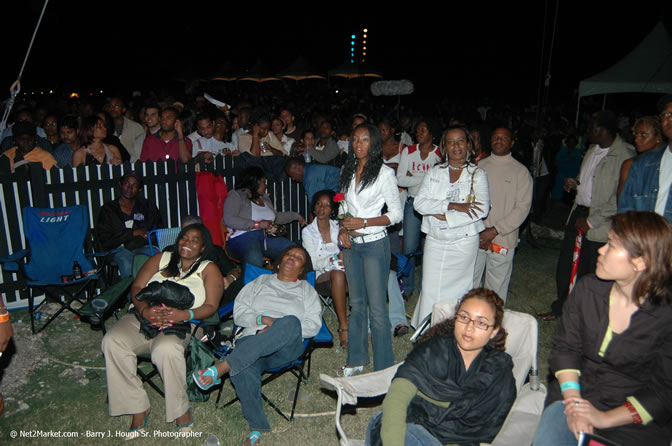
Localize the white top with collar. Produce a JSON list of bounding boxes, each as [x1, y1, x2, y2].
[[338, 164, 402, 235]]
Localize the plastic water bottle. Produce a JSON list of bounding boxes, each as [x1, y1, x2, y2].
[[34, 311, 46, 321], [204, 434, 221, 446], [73, 261, 83, 280], [304, 151, 312, 163]]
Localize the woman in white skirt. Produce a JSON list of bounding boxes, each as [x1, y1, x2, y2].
[[411, 124, 490, 328]]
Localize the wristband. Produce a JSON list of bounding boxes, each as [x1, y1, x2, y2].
[[0, 312, 9, 323], [624, 401, 642, 424], [186, 309, 194, 321], [560, 381, 581, 393], [257, 314, 263, 325], [363, 218, 368, 229]]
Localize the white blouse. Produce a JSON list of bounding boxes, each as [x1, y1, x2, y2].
[[414, 164, 490, 241], [338, 164, 403, 235], [302, 219, 341, 275]]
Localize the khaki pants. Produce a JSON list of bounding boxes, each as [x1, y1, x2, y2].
[[101, 314, 191, 423]]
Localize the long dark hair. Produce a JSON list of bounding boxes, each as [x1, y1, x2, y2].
[[610, 211, 672, 306], [420, 288, 508, 352], [162, 224, 216, 279], [235, 166, 266, 200], [338, 123, 384, 193]]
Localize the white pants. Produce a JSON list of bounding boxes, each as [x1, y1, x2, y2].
[[410, 234, 479, 328], [472, 247, 516, 302]]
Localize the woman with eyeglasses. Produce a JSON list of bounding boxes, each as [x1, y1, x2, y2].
[[366, 288, 516, 446], [410, 125, 490, 328]]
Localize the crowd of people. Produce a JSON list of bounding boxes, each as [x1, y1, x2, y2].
[[1, 87, 672, 445]]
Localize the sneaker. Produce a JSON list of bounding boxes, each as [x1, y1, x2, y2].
[[339, 365, 364, 377], [394, 324, 410, 337]]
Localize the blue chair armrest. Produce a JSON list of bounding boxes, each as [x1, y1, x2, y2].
[[86, 248, 121, 258], [0, 249, 30, 272]]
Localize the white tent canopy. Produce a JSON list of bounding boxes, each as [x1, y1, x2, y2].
[[579, 22, 672, 98]]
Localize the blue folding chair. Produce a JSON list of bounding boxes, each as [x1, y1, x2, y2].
[[147, 227, 182, 255], [0, 205, 115, 333], [215, 263, 333, 421]]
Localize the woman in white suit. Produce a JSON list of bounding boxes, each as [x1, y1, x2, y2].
[[411, 124, 490, 327]]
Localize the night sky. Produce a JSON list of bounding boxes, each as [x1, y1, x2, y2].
[[3, 1, 672, 105]]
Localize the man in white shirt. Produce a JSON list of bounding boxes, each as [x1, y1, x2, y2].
[[107, 97, 145, 159], [538, 111, 635, 321]]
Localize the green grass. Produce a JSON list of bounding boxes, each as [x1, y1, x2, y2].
[[0, 234, 560, 445]]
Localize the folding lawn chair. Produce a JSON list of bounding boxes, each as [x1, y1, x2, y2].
[[214, 263, 333, 421], [0, 205, 116, 334], [134, 255, 234, 399], [147, 227, 182, 255], [320, 301, 546, 446]]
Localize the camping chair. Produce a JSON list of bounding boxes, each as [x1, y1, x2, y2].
[[214, 263, 333, 421], [320, 301, 546, 446], [147, 227, 182, 255], [79, 254, 151, 335], [0, 205, 116, 334], [135, 255, 234, 398]]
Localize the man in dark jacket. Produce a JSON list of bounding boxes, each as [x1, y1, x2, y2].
[[96, 172, 163, 278]]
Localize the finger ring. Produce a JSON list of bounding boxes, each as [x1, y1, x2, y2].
[[574, 401, 580, 406]]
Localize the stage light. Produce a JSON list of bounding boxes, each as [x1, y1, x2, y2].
[[363, 28, 367, 33]]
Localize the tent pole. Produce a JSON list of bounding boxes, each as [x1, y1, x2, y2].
[[602, 94, 607, 110], [575, 96, 581, 128]]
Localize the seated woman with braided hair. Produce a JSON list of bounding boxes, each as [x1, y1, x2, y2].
[[366, 288, 516, 446], [102, 223, 223, 438]]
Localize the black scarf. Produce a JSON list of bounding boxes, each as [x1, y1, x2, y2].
[[370, 335, 516, 446]]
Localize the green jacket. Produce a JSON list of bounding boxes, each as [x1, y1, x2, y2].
[[570, 135, 635, 242]]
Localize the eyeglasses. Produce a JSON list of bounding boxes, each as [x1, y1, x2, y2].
[[455, 312, 493, 330], [660, 111, 672, 120]]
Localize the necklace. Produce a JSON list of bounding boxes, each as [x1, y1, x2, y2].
[[448, 163, 467, 171]]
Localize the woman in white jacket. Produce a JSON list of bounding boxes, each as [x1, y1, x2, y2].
[[301, 190, 349, 347], [411, 125, 490, 328]]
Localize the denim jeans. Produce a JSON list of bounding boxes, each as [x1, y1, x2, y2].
[[226, 229, 296, 268], [366, 412, 442, 446], [387, 271, 408, 329], [343, 236, 394, 371], [112, 245, 155, 278], [226, 315, 304, 432], [402, 198, 423, 295], [532, 401, 580, 446]]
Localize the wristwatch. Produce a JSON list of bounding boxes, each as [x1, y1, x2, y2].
[[363, 218, 368, 229]]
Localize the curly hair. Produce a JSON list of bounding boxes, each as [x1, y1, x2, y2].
[[609, 211, 672, 306], [162, 224, 217, 280], [271, 245, 314, 280], [338, 123, 384, 193], [632, 115, 663, 143], [420, 288, 508, 352]]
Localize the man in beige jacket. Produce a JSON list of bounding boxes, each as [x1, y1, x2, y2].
[[538, 111, 635, 320], [473, 127, 533, 302]]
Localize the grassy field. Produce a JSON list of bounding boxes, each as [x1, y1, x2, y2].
[[0, 230, 562, 446]]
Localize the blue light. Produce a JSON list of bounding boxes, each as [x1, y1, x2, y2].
[[351, 34, 355, 39]]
